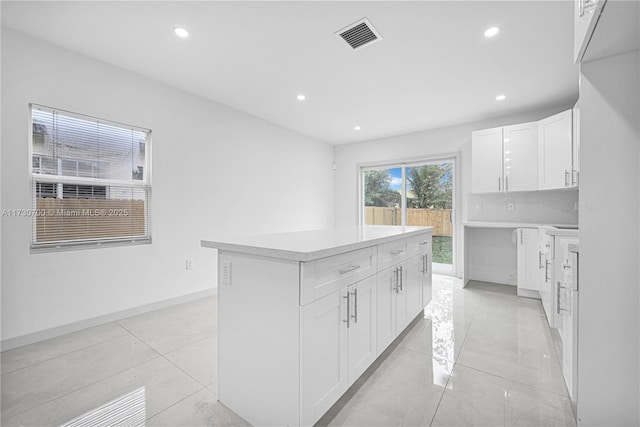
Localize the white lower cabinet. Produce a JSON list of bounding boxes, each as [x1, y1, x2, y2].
[[215, 229, 433, 427], [517, 228, 540, 297], [301, 275, 377, 425]]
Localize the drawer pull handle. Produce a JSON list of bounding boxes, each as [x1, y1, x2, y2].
[[339, 264, 360, 275], [390, 249, 405, 255], [343, 292, 350, 328], [418, 241, 429, 246], [351, 288, 358, 324]]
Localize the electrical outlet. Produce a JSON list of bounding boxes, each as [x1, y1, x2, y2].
[[507, 202, 515, 212], [185, 259, 193, 270], [221, 261, 232, 285]]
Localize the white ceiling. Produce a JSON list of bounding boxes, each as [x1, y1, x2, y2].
[[1, 1, 578, 145]]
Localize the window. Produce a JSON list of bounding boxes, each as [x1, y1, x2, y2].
[[361, 157, 456, 274], [30, 104, 151, 250]]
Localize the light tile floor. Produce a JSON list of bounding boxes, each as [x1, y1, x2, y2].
[[1, 275, 576, 426]]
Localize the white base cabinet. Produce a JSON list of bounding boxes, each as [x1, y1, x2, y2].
[[516, 228, 543, 298], [209, 228, 433, 427]]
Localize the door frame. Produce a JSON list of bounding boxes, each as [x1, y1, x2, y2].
[[357, 152, 461, 277]]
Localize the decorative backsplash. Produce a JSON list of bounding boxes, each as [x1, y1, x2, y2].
[[467, 189, 579, 224]]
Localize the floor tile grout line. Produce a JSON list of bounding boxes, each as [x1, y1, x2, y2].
[[2, 351, 163, 423], [144, 385, 210, 422], [0, 322, 132, 377]]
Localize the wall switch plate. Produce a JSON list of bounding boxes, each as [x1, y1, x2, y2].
[[186, 259, 193, 270], [221, 261, 232, 285], [507, 202, 515, 211]]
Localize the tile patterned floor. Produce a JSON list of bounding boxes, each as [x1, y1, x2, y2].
[[1, 276, 576, 426]]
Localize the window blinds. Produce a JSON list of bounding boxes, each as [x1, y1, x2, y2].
[[31, 104, 151, 249]]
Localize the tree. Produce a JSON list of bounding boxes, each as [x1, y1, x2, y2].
[[364, 170, 401, 207], [406, 164, 452, 209]]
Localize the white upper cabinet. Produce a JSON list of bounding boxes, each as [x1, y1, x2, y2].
[[574, 0, 605, 63], [471, 127, 504, 193], [504, 122, 539, 192], [538, 110, 574, 190], [471, 123, 537, 194]]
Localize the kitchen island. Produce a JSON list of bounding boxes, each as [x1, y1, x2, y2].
[[202, 226, 433, 426]]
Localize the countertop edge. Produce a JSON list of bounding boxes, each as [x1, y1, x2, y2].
[[201, 227, 434, 262]]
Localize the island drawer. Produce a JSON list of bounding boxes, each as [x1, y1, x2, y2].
[[406, 233, 431, 257], [300, 246, 377, 305], [378, 238, 412, 271]]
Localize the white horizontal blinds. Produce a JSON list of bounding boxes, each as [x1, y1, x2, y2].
[[31, 105, 150, 248]]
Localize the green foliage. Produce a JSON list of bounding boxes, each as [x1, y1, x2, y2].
[[364, 170, 401, 207], [406, 164, 452, 209]]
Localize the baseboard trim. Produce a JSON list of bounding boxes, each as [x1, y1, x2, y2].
[[1, 287, 218, 351]]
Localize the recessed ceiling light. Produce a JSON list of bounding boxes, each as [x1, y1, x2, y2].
[[296, 94, 306, 101], [496, 94, 506, 101], [174, 27, 189, 38], [354, 126, 361, 131], [484, 26, 500, 38]]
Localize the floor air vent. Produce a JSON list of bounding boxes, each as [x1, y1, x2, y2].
[[336, 18, 382, 50]]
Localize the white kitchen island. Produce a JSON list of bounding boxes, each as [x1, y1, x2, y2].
[[202, 226, 433, 426]]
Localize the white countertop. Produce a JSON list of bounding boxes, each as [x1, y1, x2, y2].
[[201, 225, 433, 262], [463, 221, 579, 237]]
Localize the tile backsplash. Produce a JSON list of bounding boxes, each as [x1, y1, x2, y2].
[[467, 189, 578, 224]]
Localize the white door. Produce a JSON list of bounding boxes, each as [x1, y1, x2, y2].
[[472, 127, 503, 193], [406, 255, 425, 318], [347, 276, 377, 385], [503, 122, 538, 192], [376, 266, 397, 354], [421, 251, 433, 308], [539, 233, 555, 325], [300, 289, 348, 426], [395, 264, 411, 332], [539, 110, 573, 190], [516, 228, 542, 296]]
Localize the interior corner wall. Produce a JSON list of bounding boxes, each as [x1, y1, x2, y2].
[[333, 104, 574, 278], [578, 49, 639, 426], [0, 29, 335, 344]]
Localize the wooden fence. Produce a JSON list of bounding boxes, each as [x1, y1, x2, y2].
[[35, 198, 145, 242], [364, 207, 453, 237]]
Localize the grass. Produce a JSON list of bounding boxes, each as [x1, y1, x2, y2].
[[432, 236, 452, 264]]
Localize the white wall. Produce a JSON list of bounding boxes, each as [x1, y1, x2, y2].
[[578, 50, 639, 426], [1, 29, 335, 344], [334, 104, 575, 277]]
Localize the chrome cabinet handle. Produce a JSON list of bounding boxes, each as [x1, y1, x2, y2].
[[557, 282, 562, 314], [498, 177, 501, 191], [565, 170, 570, 187], [343, 292, 350, 328], [539, 251, 543, 269], [505, 176, 509, 192], [520, 229, 523, 245], [339, 264, 360, 275], [390, 249, 404, 255], [545, 260, 551, 282], [393, 267, 399, 293], [418, 241, 429, 246], [572, 169, 578, 186], [351, 288, 358, 324]]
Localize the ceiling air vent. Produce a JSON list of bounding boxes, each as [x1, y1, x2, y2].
[[336, 18, 382, 50]]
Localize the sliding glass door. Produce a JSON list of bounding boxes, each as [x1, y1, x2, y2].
[[362, 158, 456, 275]]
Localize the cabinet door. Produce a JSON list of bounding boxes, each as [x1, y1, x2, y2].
[[347, 276, 377, 385], [472, 127, 504, 193], [516, 228, 542, 295], [301, 289, 348, 426], [572, 104, 580, 187], [376, 267, 397, 354], [422, 251, 433, 308], [503, 122, 538, 192], [395, 264, 411, 332], [538, 110, 573, 190], [406, 255, 425, 319]]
